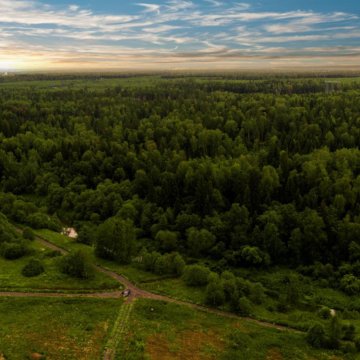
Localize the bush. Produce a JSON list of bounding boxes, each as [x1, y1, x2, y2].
[[249, 282, 265, 305], [342, 323, 356, 341], [306, 323, 327, 348], [172, 253, 185, 276], [22, 259, 44, 277], [0, 242, 28, 260], [155, 230, 178, 252], [22, 227, 35, 240], [340, 274, 360, 295], [340, 342, 357, 354], [237, 297, 253, 316], [59, 250, 94, 279], [205, 279, 225, 306], [45, 249, 62, 258], [77, 224, 95, 245], [240, 246, 270, 267], [182, 265, 210, 286], [318, 306, 331, 319]]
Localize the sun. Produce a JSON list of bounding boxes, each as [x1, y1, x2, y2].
[[0, 59, 21, 71]]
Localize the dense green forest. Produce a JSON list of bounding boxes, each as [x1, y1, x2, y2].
[[1, 74, 360, 356]]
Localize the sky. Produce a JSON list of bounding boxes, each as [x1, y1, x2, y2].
[[0, 0, 359, 71]]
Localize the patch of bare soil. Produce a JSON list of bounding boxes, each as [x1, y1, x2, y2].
[[29, 353, 45, 360], [146, 330, 224, 360], [266, 348, 283, 360]]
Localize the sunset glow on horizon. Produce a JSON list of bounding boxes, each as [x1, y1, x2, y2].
[[0, 0, 359, 71]]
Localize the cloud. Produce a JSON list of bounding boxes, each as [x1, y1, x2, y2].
[[0, 0, 359, 70], [137, 3, 161, 14]]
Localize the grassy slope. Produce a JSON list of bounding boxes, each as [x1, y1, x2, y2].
[[0, 297, 121, 360]]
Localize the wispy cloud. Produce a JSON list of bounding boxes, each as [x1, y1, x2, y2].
[[0, 0, 359, 70]]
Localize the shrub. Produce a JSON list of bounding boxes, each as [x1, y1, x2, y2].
[[249, 282, 265, 305], [342, 323, 356, 341], [237, 297, 253, 316], [240, 246, 270, 267], [0, 242, 28, 260], [155, 230, 178, 252], [77, 224, 95, 245], [340, 342, 357, 354], [205, 279, 225, 306], [306, 323, 327, 348], [182, 265, 210, 286], [59, 250, 94, 279], [22, 259, 44, 277], [22, 227, 35, 240], [318, 306, 331, 319], [328, 316, 342, 349], [340, 274, 360, 295], [45, 249, 62, 258], [172, 253, 185, 276], [154, 256, 168, 275], [140, 251, 161, 272]]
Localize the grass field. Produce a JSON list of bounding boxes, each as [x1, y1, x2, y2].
[[0, 297, 121, 360], [119, 298, 350, 360], [0, 236, 119, 291]]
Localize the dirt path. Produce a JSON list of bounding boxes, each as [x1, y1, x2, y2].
[[4, 230, 301, 334], [104, 302, 134, 360], [0, 291, 122, 299]]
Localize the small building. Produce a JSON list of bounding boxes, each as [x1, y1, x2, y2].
[[62, 227, 78, 239]]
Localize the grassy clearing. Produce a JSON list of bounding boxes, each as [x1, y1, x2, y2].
[[0, 237, 119, 291], [34, 229, 162, 284], [119, 298, 348, 360], [0, 297, 121, 360]]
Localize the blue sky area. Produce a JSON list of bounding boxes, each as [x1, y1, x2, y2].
[[0, 0, 359, 70]]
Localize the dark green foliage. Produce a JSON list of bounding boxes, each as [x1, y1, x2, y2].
[[240, 246, 270, 267], [0, 77, 359, 272], [340, 274, 360, 295], [306, 323, 327, 348], [0, 242, 28, 260], [182, 265, 210, 286], [342, 323, 356, 341], [186, 228, 215, 257], [22, 227, 35, 241], [137, 250, 185, 277], [355, 337, 360, 351], [155, 230, 178, 252], [328, 316, 342, 349], [76, 224, 95, 245], [95, 217, 135, 264], [318, 306, 331, 319], [21, 259, 44, 277], [205, 273, 225, 306], [237, 297, 253, 316], [59, 250, 94, 279], [45, 249, 62, 258]]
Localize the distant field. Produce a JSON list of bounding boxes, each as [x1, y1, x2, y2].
[[1, 75, 359, 92], [0, 297, 121, 360]]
